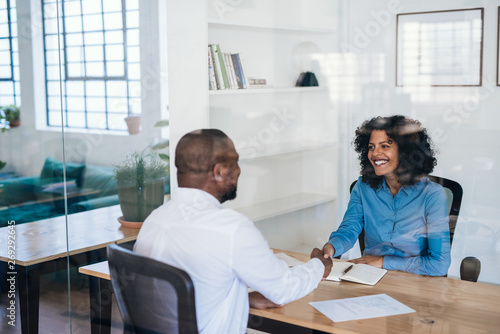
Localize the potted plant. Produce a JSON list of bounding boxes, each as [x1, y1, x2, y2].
[[0, 104, 20, 128], [114, 152, 169, 225]]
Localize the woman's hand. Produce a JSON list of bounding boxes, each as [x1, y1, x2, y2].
[[348, 255, 384, 268]]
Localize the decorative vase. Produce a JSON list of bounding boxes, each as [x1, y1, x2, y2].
[[124, 115, 141, 135], [117, 177, 165, 223]]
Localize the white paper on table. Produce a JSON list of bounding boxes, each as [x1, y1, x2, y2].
[[275, 252, 305, 267], [309, 294, 415, 322]]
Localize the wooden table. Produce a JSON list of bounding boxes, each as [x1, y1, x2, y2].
[[0, 205, 139, 334], [79, 249, 500, 334]]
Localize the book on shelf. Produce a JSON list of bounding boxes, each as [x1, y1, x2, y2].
[[231, 53, 247, 89], [326, 262, 387, 286], [209, 44, 227, 90], [224, 53, 238, 90], [207, 47, 217, 90]]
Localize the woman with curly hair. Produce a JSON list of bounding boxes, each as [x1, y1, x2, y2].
[[322, 115, 451, 276]]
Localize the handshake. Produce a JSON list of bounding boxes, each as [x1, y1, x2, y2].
[[310, 243, 335, 279]]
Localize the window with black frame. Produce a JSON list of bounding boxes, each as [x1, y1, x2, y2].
[[0, 0, 20, 106], [42, 0, 141, 131]]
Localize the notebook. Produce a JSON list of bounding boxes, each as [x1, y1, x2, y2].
[[326, 262, 387, 286]]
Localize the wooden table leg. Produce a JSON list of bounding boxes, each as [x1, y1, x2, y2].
[[17, 265, 40, 334], [89, 276, 113, 334]]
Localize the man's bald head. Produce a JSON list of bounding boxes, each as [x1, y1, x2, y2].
[[175, 129, 235, 189]]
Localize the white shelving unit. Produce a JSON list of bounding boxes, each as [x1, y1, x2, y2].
[[167, 0, 339, 252]]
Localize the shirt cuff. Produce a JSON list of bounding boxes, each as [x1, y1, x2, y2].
[[383, 255, 406, 271], [328, 240, 343, 258]]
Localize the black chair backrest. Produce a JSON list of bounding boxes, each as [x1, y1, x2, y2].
[[107, 244, 199, 334], [350, 175, 463, 254]]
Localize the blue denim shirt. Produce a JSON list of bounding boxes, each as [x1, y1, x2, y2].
[[328, 176, 451, 276]]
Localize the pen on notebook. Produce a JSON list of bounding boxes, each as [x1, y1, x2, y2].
[[342, 264, 354, 275]]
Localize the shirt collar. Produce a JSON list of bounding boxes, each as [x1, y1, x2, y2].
[[176, 187, 223, 208], [378, 177, 418, 197]]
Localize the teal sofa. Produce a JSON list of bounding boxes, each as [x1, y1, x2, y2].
[[0, 157, 120, 227]]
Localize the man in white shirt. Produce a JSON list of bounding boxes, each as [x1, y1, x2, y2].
[[134, 129, 332, 334]]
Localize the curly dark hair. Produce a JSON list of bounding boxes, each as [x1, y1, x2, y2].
[[354, 115, 437, 189]]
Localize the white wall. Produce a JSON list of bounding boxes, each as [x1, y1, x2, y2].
[[335, 0, 500, 285]]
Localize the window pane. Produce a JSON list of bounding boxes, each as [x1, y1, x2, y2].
[[86, 62, 104, 76], [43, 3, 59, 19], [127, 29, 139, 46], [82, 0, 102, 15], [66, 33, 83, 46], [45, 35, 60, 50], [0, 23, 9, 37], [87, 112, 107, 129], [0, 51, 11, 65], [45, 50, 60, 65], [128, 81, 141, 97], [66, 46, 83, 63], [0, 39, 9, 50], [0, 9, 7, 23], [107, 81, 127, 97], [48, 111, 62, 126], [83, 14, 103, 31], [106, 61, 124, 76], [67, 63, 83, 77], [105, 30, 123, 44], [107, 97, 127, 112], [86, 80, 105, 96], [103, 0, 122, 12], [64, 1, 82, 16], [126, 0, 139, 11], [85, 31, 104, 45], [66, 111, 86, 127], [0, 82, 13, 95], [47, 81, 60, 95], [105, 45, 123, 61], [128, 63, 140, 79], [104, 12, 123, 30], [46, 65, 62, 80], [64, 16, 82, 33], [66, 97, 85, 111], [86, 97, 105, 111], [126, 11, 139, 28], [127, 46, 140, 62], [85, 45, 103, 61], [66, 81, 85, 96]]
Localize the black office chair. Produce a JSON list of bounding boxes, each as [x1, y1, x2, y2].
[[347, 175, 463, 255], [107, 244, 199, 334]]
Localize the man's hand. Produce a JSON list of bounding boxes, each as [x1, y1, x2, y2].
[[321, 243, 335, 259], [311, 247, 333, 279], [348, 255, 384, 268], [249, 291, 282, 309]]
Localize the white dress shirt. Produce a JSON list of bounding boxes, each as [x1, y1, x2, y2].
[[134, 187, 324, 334]]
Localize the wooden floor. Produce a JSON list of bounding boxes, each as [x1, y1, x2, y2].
[[0, 272, 317, 334], [0, 272, 124, 334]]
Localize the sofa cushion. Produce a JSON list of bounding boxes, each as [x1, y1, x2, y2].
[[40, 157, 86, 188], [80, 165, 117, 197]]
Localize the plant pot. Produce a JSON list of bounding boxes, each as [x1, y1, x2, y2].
[[117, 177, 165, 222], [124, 115, 141, 135], [9, 120, 20, 127]]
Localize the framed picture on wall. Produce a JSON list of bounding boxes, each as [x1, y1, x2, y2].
[[396, 8, 483, 87]]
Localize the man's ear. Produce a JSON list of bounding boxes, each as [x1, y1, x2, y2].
[[213, 163, 226, 182]]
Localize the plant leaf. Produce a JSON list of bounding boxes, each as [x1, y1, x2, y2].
[[158, 153, 170, 163], [0, 161, 6, 170], [153, 120, 169, 128], [151, 140, 169, 150]]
